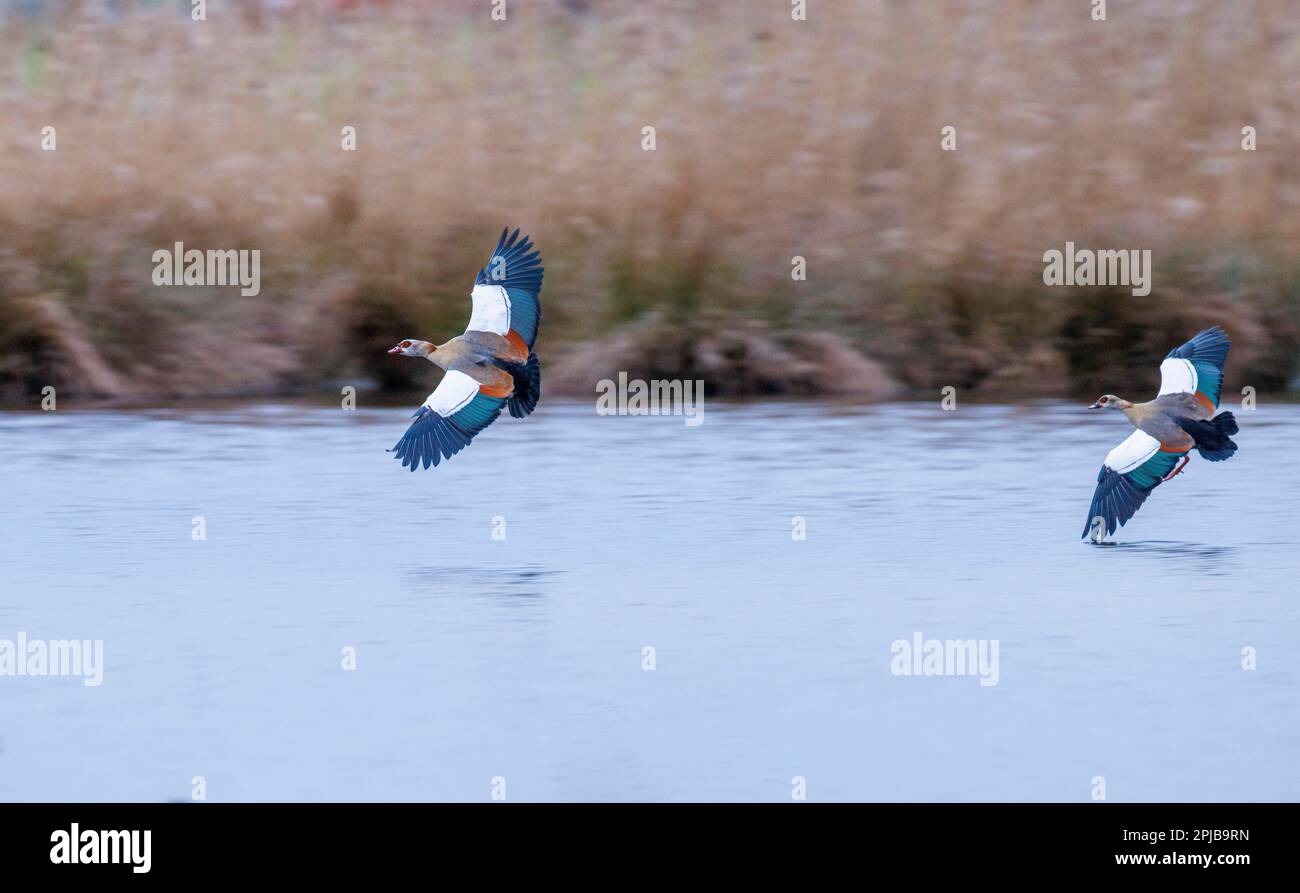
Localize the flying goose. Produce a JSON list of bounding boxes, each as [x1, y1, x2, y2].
[[1083, 326, 1238, 541], [387, 228, 542, 470]]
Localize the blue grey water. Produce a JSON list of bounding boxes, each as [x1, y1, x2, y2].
[[1, 400, 1297, 802]]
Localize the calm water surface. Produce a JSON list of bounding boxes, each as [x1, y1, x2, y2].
[[1, 401, 1297, 801]]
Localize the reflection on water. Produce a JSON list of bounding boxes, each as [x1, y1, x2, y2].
[[1, 400, 1297, 801], [406, 566, 559, 599], [1096, 541, 1239, 575]]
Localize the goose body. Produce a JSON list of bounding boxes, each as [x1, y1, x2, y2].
[[1083, 326, 1238, 541], [386, 228, 543, 470]]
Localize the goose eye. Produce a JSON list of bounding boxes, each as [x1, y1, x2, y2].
[[401, 341, 412, 348], [1099, 396, 1108, 404]]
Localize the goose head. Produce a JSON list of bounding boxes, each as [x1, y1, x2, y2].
[[1088, 394, 1132, 410], [387, 339, 435, 358]]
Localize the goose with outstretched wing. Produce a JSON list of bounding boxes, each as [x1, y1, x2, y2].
[[1082, 326, 1238, 541], [386, 228, 542, 470]]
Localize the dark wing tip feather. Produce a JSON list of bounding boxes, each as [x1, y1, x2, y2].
[[1082, 466, 1158, 540], [1167, 325, 1230, 369], [476, 228, 544, 293]]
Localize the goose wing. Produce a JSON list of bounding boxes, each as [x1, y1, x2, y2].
[[389, 371, 506, 471], [1082, 429, 1189, 540], [1158, 325, 1230, 409], [465, 228, 544, 349]]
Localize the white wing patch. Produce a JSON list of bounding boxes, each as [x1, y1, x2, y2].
[[466, 284, 511, 335], [423, 370, 480, 416], [1104, 429, 1161, 473], [1157, 357, 1197, 396]]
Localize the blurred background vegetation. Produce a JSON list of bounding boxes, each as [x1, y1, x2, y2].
[[1, 0, 1297, 403]]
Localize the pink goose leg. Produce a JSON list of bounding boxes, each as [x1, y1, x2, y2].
[[1161, 454, 1191, 482]]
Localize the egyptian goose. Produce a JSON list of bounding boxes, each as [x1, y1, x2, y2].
[[1082, 326, 1238, 540], [386, 228, 542, 470]]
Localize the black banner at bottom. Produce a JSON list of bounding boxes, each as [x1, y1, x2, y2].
[[0, 802, 1280, 878]]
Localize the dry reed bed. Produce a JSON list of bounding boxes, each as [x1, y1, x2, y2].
[[0, 0, 1297, 401]]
